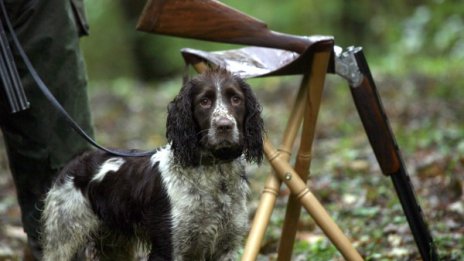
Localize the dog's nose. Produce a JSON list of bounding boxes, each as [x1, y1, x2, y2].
[[215, 118, 234, 132]]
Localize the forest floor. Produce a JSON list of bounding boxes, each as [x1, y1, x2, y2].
[[0, 69, 462, 260]]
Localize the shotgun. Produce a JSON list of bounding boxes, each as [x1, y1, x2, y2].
[[0, 12, 29, 113], [137, 1, 438, 260]]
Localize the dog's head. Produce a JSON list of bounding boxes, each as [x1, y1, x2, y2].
[[167, 68, 264, 167]]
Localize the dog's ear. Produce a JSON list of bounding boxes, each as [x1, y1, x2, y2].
[[238, 77, 264, 164], [166, 81, 200, 167]]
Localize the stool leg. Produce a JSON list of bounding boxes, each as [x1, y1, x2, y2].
[[277, 51, 331, 260], [242, 79, 308, 261], [242, 174, 281, 260], [264, 139, 363, 261]]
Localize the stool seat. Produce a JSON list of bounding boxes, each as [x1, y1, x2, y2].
[[181, 35, 333, 79]]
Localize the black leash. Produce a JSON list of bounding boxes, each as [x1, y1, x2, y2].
[[0, 0, 155, 157]]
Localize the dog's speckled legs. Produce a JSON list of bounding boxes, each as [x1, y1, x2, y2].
[[42, 177, 100, 261]]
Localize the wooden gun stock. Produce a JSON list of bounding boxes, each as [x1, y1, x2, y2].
[[349, 49, 438, 261], [137, 0, 332, 53], [349, 55, 400, 175]]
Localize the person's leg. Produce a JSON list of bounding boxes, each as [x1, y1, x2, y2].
[[0, 0, 93, 259]]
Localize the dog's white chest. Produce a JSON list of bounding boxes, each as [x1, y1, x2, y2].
[[155, 149, 249, 260]]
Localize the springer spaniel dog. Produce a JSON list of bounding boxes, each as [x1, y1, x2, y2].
[[41, 68, 264, 260]]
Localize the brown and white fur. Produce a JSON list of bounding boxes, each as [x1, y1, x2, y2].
[[41, 68, 264, 260]]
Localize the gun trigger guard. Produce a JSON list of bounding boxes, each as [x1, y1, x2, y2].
[[334, 46, 364, 87]]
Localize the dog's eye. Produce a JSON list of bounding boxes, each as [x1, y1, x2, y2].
[[200, 97, 212, 108], [231, 95, 242, 106]]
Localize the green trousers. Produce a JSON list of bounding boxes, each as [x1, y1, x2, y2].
[[0, 0, 93, 258]]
